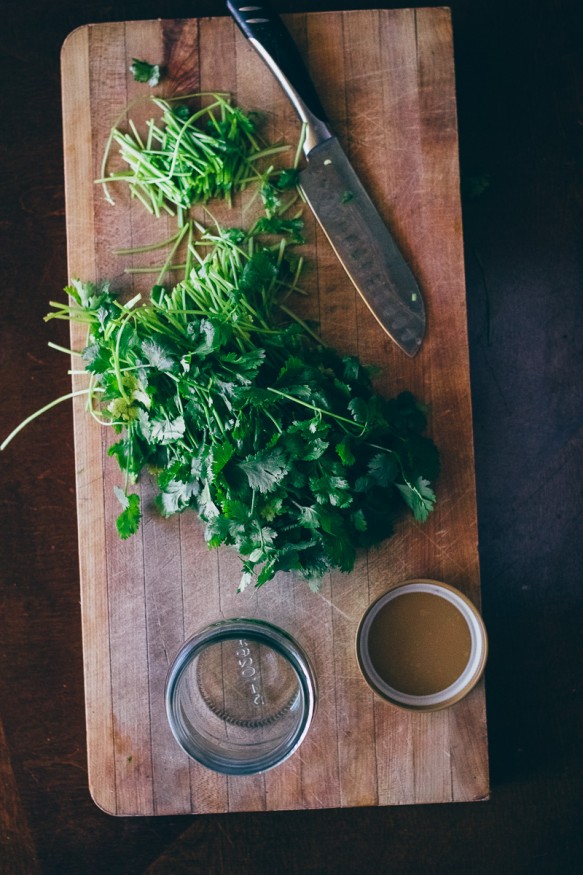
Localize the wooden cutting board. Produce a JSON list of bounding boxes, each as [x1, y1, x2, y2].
[[61, 9, 489, 816]]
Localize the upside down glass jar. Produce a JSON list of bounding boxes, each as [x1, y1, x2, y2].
[[165, 618, 317, 775]]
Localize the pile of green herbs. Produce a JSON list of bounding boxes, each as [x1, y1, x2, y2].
[[3, 92, 439, 591], [99, 92, 301, 222], [48, 229, 438, 590]]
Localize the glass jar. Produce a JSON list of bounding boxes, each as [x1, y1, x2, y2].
[[165, 618, 317, 775]]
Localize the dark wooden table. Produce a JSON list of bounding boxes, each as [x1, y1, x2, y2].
[[1, 1, 581, 873]]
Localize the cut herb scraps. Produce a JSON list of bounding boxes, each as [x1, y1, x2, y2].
[[129, 58, 163, 87], [98, 93, 297, 220]]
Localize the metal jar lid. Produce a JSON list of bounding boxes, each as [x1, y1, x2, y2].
[[356, 580, 488, 711]]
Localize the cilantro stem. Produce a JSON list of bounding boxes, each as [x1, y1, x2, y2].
[[266, 387, 357, 429], [124, 293, 142, 310], [185, 221, 194, 279], [155, 223, 189, 285], [114, 229, 183, 255], [365, 441, 418, 493], [113, 317, 133, 402], [47, 341, 83, 356], [124, 265, 187, 275], [262, 407, 283, 435], [98, 93, 165, 204], [1, 387, 103, 451], [247, 145, 291, 162], [278, 304, 322, 345]]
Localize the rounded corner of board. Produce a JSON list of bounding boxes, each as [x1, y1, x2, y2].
[[87, 780, 119, 817], [60, 23, 91, 61]]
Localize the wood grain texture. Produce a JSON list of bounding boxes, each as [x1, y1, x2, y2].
[[60, 9, 488, 816]]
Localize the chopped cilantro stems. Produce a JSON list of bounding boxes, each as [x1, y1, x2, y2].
[[98, 93, 294, 217], [2, 93, 439, 591]]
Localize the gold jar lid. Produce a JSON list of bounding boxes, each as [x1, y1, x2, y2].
[[356, 580, 488, 711]]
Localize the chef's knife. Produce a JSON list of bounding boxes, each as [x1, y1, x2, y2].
[[226, 0, 425, 356]]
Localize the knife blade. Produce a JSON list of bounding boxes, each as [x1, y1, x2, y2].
[[226, 0, 426, 356]]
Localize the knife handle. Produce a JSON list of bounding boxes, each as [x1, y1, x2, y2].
[[226, 1, 333, 153]]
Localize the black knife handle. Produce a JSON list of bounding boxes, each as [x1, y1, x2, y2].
[[226, 1, 330, 133]]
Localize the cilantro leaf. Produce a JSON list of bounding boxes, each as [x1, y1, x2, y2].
[[197, 483, 220, 520], [129, 58, 162, 87], [157, 478, 199, 515], [351, 508, 368, 532], [191, 318, 232, 356], [368, 451, 399, 487], [82, 342, 111, 374], [212, 439, 234, 475], [253, 216, 304, 244], [275, 168, 300, 189], [396, 477, 436, 522], [238, 570, 254, 593], [114, 488, 141, 538], [141, 339, 177, 372], [335, 435, 355, 466], [141, 413, 186, 445], [295, 504, 320, 528], [238, 448, 289, 494], [239, 250, 278, 293], [108, 434, 145, 480]]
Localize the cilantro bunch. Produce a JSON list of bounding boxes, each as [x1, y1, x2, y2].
[[50, 225, 439, 592], [2, 92, 439, 592]]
